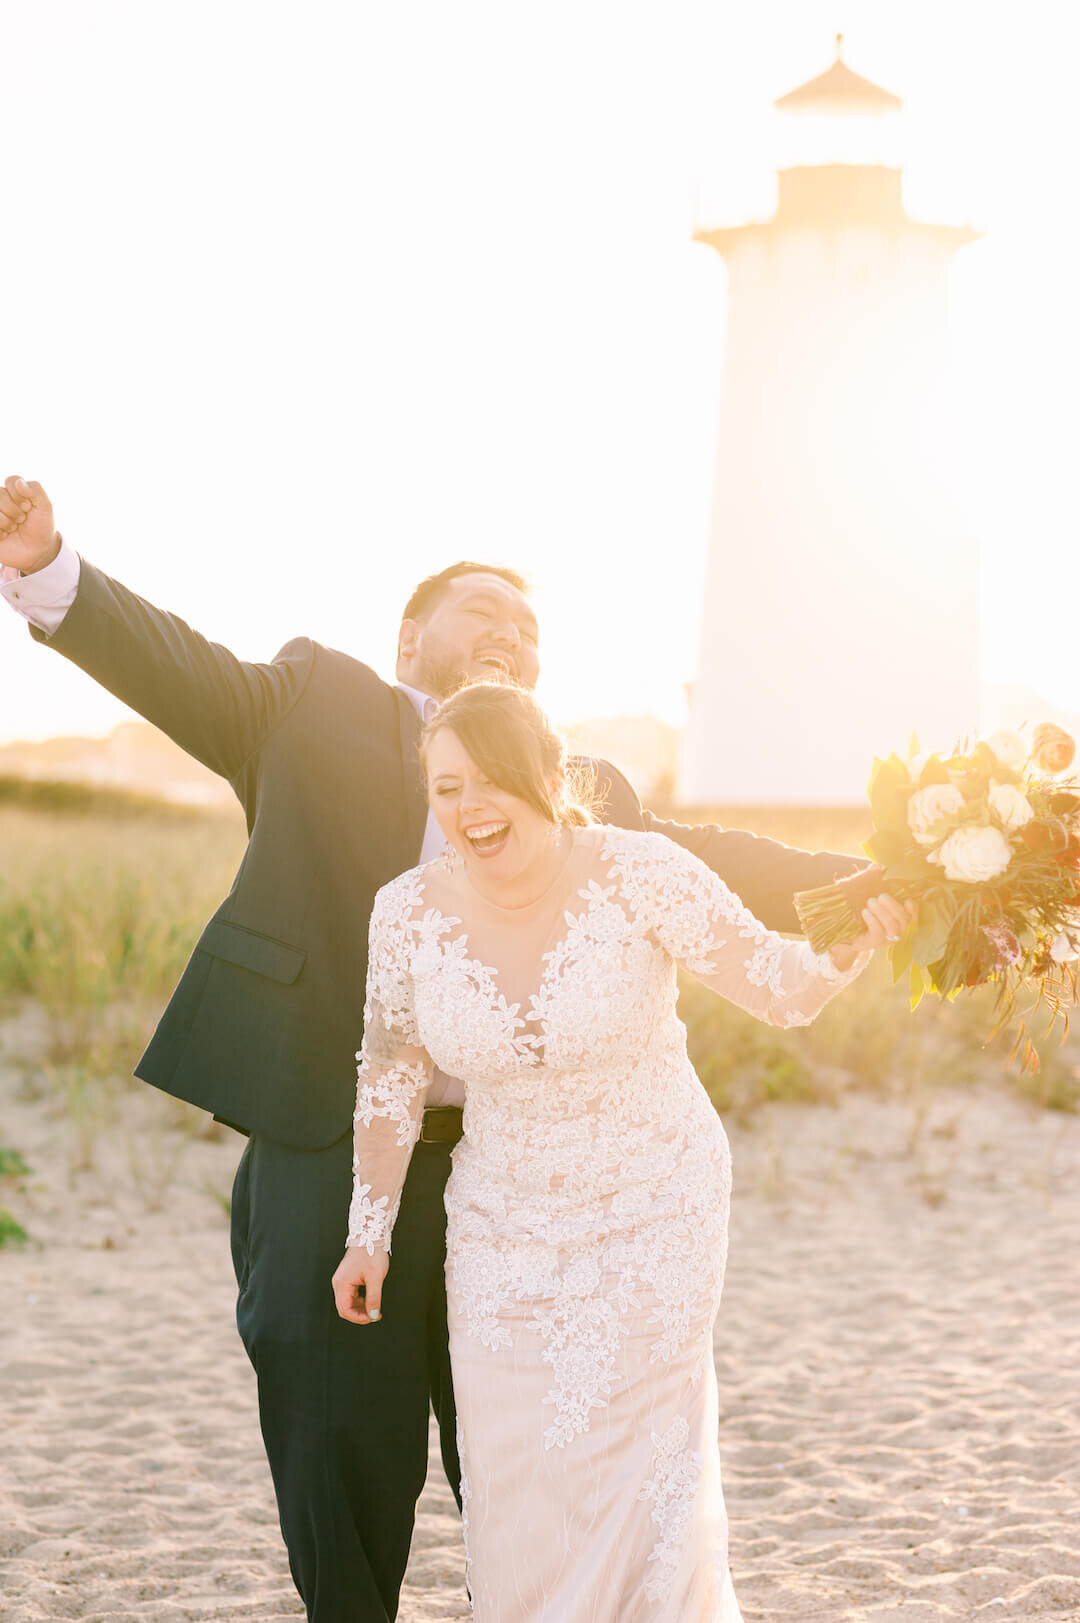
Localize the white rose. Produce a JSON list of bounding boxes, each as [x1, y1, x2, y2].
[[907, 783, 965, 847], [937, 824, 1012, 884], [986, 730, 1028, 770], [988, 781, 1033, 833], [1050, 933, 1080, 964]]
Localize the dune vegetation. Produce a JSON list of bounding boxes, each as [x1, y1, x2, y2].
[[0, 783, 1075, 1197]]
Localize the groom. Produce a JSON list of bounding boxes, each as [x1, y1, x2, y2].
[[1, 474, 869, 1622]]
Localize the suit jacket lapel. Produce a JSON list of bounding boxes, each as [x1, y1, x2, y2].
[[394, 687, 429, 862]]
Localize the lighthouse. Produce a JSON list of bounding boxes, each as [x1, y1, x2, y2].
[[678, 39, 981, 806]]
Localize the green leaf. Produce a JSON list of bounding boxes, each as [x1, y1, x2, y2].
[[870, 755, 914, 837], [866, 830, 908, 867], [890, 928, 914, 983], [887, 854, 938, 883], [918, 754, 951, 788], [932, 951, 966, 998], [910, 963, 925, 1010], [912, 897, 954, 966], [972, 741, 1000, 776]]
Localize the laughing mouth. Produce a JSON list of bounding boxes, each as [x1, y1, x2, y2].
[[465, 820, 511, 855], [476, 653, 514, 677]]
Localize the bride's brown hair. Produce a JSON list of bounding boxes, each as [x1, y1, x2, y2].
[[420, 682, 601, 828]]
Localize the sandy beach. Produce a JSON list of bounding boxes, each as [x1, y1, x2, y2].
[[2, 1008, 1078, 1623]]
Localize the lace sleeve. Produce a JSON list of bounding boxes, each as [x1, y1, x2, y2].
[[347, 880, 434, 1255], [611, 830, 869, 1030]]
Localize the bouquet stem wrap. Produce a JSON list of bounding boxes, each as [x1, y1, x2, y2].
[[795, 867, 892, 956]]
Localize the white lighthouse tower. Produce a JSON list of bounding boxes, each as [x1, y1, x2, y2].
[[678, 40, 981, 805]]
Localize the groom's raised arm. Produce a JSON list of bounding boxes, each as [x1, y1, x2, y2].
[[0, 479, 313, 781], [593, 757, 871, 937], [641, 809, 866, 935], [28, 556, 313, 780]]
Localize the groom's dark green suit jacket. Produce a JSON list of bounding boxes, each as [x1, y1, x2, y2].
[[31, 560, 862, 1150]]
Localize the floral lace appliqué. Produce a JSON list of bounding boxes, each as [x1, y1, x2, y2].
[[346, 1178, 398, 1255], [639, 1415, 702, 1600], [352, 827, 868, 1442]]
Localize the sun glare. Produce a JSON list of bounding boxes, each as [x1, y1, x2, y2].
[[1, 3, 1077, 792]]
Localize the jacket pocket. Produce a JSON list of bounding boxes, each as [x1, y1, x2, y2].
[[196, 919, 307, 985]]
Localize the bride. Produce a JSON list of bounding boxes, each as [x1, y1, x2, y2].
[[333, 682, 911, 1621]]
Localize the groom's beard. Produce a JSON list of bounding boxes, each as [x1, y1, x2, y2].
[[412, 639, 472, 701], [413, 636, 520, 701]]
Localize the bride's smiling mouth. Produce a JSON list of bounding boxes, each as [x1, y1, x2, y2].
[[464, 820, 512, 857]]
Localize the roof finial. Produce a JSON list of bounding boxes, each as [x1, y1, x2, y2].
[[835, 32, 844, 61]]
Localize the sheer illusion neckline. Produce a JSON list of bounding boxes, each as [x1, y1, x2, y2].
[[452, 825, 581, 916], [424, 827, 606, 1064]]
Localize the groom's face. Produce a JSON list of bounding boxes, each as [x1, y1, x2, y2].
[[399, 573, 540, 698]]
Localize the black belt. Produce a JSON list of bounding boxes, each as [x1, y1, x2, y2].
[[419, 1106, 464, 1146]]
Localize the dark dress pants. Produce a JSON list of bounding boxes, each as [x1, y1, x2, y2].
[[230, 1130, 460, 1623]]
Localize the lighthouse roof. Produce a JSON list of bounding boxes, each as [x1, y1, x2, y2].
[[775, 47, 902, 113]]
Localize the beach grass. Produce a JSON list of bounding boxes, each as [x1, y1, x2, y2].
[[0, 793, 247, 1179], [1, 784, 1077, 1154]]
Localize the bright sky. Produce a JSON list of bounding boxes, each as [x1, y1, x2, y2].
[[1, 0, 1077, 743]]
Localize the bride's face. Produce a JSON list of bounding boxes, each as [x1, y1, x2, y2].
[[426, 726, 556, 881]]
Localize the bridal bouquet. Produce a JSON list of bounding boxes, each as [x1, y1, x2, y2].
[[795, 725, 1080, 1064]]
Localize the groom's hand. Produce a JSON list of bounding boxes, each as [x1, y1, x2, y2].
[[332, 1246, 389, 1326], [0, 476, 61, 573]]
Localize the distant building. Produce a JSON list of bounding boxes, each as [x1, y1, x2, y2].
[[0, 721, 236, 810], [678, 39, 981, 805]]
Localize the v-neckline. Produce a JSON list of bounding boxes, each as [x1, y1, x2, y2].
[[420, 836, 604, 1066], [433, 909, 573, 1066]]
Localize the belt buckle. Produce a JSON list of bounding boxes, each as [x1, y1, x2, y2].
[[420, 1106, 461, 1145]]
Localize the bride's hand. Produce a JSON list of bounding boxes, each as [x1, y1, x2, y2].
[[830, 894, 917, 971], [332, 1246, 389, 1325]]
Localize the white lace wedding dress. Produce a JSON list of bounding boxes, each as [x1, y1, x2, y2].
[[348, 826, 866, 1622]]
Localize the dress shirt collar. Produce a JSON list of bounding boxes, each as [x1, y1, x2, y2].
[[396, 681, 438, 726]]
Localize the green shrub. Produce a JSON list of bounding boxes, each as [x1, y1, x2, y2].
[[0, 1147, 31, 1178], [0, 1209, 28, 1248], [0, 799, 246, 1080], [1, 789, 1076, 1138]]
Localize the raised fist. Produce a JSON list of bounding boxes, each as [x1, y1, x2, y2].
[[0, 476, 59, 573]]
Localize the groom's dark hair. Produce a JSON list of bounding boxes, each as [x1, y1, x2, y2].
[[402, 561, 530, 623]]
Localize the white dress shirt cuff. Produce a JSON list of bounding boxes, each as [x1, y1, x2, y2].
[[0, 539, 81, 635]]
